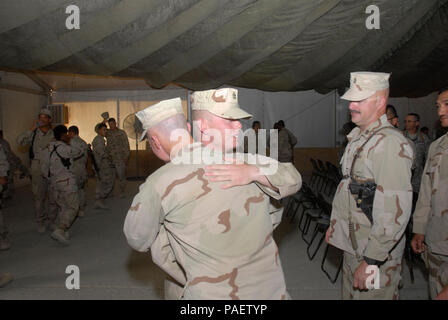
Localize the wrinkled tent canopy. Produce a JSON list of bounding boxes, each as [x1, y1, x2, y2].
[[0, 0, 447, 97]]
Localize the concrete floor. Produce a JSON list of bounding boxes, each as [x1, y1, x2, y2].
[[0, 178, 430, 300]]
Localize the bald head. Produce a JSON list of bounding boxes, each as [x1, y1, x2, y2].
[[146, 113, 191, 162]]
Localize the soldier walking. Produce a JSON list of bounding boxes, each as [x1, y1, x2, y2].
[[41, 125, 83, 245]]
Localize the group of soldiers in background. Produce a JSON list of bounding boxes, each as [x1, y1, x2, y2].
[[0, 110, 130, 247]]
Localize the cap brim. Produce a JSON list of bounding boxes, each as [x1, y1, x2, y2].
[[139, 130, 147, 142], [341, 87, 375, 102], [211, 106, 252, 120]]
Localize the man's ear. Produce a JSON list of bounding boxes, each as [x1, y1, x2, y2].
[[150, 135, 162, 150]]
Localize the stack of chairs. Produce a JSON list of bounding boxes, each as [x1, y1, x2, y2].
[[285, 158, 344, 284]]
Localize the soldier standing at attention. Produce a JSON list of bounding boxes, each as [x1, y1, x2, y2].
[[411, 88, 448, 300], [325, 72, 414, 300], [124, 97, 301, 299], [92, 123, 114, 209], [68, 126, 89, 217], [17, 109, 55, 234], [106, 118, 130, 198], [41, 125, 83, 245]]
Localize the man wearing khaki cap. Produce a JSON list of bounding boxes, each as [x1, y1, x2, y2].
[[325, 72, 414, 299], [124, 97, 301, 299], [17, 108, 55, 233], [191, 88, 301, 198]]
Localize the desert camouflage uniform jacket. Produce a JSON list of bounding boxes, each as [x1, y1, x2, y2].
[[328, 115, 414, 262], [124, 143, 301, 299], [70, 136, 89, 179], [17, 128, 55, 161], [41, 141, 83, 193], [413, 133, 448, 257], [106, 128, 130, 163]]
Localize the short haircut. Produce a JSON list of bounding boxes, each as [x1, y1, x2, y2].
[[438, 87, 448, 95], [252, 121, 261, 129], [278, 120, 285, 127], [386, 104, 398, 118], [53, 125, 68, 141], [68, 126, 79, 135], [95, 123, 107, 133], [108, 118, 116, 123], [407, 113, 420, 122]]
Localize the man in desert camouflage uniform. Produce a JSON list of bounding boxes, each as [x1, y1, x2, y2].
[[41, 125, 83, 245], [124, 96, 301, 299], [92, 123, 114, 209], [276, 120, 297, 163], [0, 130, 29, 200], [68, 126, 88, 217], [106, 118, 130, 198], [326, 72, 414, 300], [17, 108, 55, 233], [412, 88, 448, 300]]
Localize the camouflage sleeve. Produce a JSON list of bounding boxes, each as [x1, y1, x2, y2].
[[258, 162, 302, 199], [0, 146, 9, 176], [16, 130, 33, 146], [123, 179, 163, 252], [413, 143, 434, 235], [363, 136, 413, 261], [243, 153, 302, 199]]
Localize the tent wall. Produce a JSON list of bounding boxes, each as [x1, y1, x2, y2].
[[0, 88, 47, 187], [53, 89, 188, 151]]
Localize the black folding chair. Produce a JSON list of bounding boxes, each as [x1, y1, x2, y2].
[[306, 194, 332, 260]]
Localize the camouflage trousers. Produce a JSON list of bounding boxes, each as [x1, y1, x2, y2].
[[3, 170, 14, 199], [31, 160, 51, 226], [425, 251, 448, 299], [95, 164, 114, 200], [75, 173, 87, 212], [342, 252, 402, 300], [50, 188, 79, 231], [112, 160, 126, 193]]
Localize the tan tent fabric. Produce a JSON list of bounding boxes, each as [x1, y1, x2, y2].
[[0, 0, 447, 97]]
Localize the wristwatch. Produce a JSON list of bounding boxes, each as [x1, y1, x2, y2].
[[364, 256, 384, 266]]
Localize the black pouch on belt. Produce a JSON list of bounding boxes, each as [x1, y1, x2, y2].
[[348, 181, 377, 224]]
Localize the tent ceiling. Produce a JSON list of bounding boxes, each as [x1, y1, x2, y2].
[[0, 0, 447, 97]]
